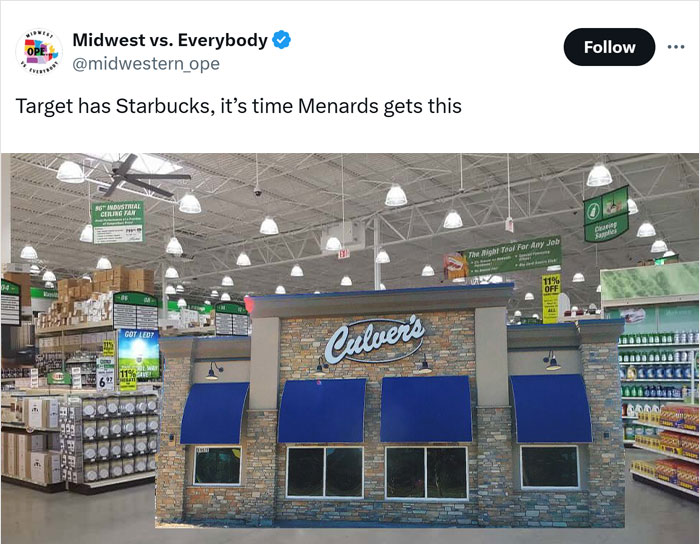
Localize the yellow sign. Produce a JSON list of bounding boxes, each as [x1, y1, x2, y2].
[[103, 339, 115, 357], [119, 365, 137, 391], [541, 273, 561, 324]]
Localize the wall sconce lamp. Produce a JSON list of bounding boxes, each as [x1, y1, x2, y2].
[[543, 350, 561, 371], [206, 361, 224, 381], [416, 353, 433, 374], [313, 356, 329, 378]]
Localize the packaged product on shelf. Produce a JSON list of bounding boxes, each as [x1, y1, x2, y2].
[[106, 396, 119, 415], [135, 415, 148, 433], [122, 437, 135, 456], [147, 454, 156, 471], [48, 432, 60, 451], [122, 416, 135, 434], [626, 365, 637, 380], [97, 440, 110, 459], [82, 398, 97, 417], [147, 435, 158, 452], [122, 457, 134, 475], [659, 430, 683, 454], [134, 435, 148, 454], [677, 462, 699, 492], [109, 418, 122, 436], [83, 420, 96, 440], [95, 398, 108, 417], [680, 435, 699, 460], [110, 459, 123, 478], [26, 397, 59, 429], [83, 442, 97, 461], [655, 459, 680, 484], [30, 451, 61, 484], [146, 395, 158, 412], [98, 461, 110, 480], [97, 420, 110, 439], [134, 455, 148, 472], [135, 396, 148, 414], [110, 438, 122, 457], [6, 432, 18, 476], [84, 465, 98, 482], [632, 459, 655, 476], [120, 396, 136, 415], [147, 415, 159, 433]]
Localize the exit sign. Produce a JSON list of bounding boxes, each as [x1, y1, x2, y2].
[[338, 248, 350, 259]]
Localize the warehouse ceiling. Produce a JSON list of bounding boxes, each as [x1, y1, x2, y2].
[[9, 153, 700, 316]]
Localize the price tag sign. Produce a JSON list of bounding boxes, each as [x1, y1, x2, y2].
[[96, 357, 115, 391], [30, 368, 39, 389], [103, 339, 115, 357], [71, 366, 83, 389], [119, 365, 137, 392]]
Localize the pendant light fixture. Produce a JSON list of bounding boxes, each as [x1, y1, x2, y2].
[[636, 221, 656, 238], [421, 264, 435, 277], [44, 281, 55, 289], [313, 290, 321, 294], [443, 210, 463, 229], [312, 356, 329, 378], [210, 290, 219, 298], [452, 277, 466, 283], [178, 192, 201, 214], [572, 272, 585, 282], [586, 162, 613, 187], [80, 181, 94, 242], [375, 248, 390, 264], [56, 160, 85, 184], [489, 275, 504, 284], [571, 306, 579, 312], [204, 300, 211, 306], [177, 298, 187, 308], [627, 198, 639, 215], [96, 256, 112, 270], [385, 183, 408, 207], [547, 264, 561, 272], [514, 310, 522, 317], [221, 292, 232, 301], [205, 361, 224, 381], [325, 236, 342, 251], [42, 270, 56, 282], [236, 251, 251, 266], [29, 264, 40, 275], [290, 264, 304, 277], [544, 350, 561, 371], [524, 292, 534, 301], [532, 313, 540, 320], [164, 266, 179, 279], [650, 239, 668, 253], [222, 275, 234, 287], [20, 245, 38, 260], [175, 284, 184, 293], [166, 205, 183, 256], [341, 275, 352, 286], [416, 353, 433, 374], [662, 249, 676, 257], [380, 283, 386, 290], [260, 216, 279, 235], [165, 285, 176, 295], [596, 284, 602, 293], [275, 285, 286, 294]]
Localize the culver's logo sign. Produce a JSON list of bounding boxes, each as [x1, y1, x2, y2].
[[324, 315, 425, 364]]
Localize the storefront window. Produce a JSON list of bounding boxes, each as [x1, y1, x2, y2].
[[520, 446, 579, 489], [286, 447, 363, 498], [193, 447, 241, 485], [386, 447, 469, 500]]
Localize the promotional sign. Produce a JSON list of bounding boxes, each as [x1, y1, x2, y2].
[[47, 371, 72, 385], [541, 273, 561, 324], [96, 357, 115, 391], [113, 291, 158, 330], [30, 368, 39, 389], [443, 253, 468, 281], [119, 365, 137, 392], [91, 200, 145, 244], [214, 302, 250, 336], [584, 185, 629, 243], [70, 366, 83, 389], [324, 315, 425, 364], [1, 279, 21, 326], [117, 329, 160, 379], [452, 235, 561, 277], [29, 287, 58, 299], [102, 339, 115, 357]]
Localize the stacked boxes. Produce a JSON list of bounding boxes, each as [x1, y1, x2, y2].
[[128, 268, 155, 295], [1, 429, 62, 485]]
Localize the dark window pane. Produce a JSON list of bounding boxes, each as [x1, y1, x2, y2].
[[325, 448, 363, 497], [427, 448, 467, 498], [194, 448, 241, 484], [386, 448, 425, 498], [521, 447, 578, 488], [287, 448, 323, 496]]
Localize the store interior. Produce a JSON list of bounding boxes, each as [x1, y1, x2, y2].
[[1, 153, 698, 542]]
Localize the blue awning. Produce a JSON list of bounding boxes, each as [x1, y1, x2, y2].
[[380, 375, 472, 442], [278, 379, 366, 443], [180, 382, 249, 445], [510, 374, 592, 443]]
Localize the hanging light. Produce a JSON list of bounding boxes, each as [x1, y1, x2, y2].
[[572, 272, 585, 283], [29, 264, 40, 275], [385, 184, 407, 207], [544, 350, 561, 371], [236, 251, 251, 266], [42, 270, 56, 282], [341, 276, 352, 286], [627, 199, 639, 215], [56, 160, 85, 183], [443, 210, 463, 229], [222, 275, 234, 286], [96, 256, 112, 270], [260, 216, 279, 235], [662, 249, 676, 257], [221, 292, 232, 301], [290, 264, 304, 277], [650, 240, 668, 253], [524, 292, 534, 301], [210, 290, 219, 298], [421, 264, 435, 277], [489, 275, 504, 283], [514, 310, 522, 317], [312, 357, 329, 378], [636, 221, 656, 238], [175, 284, 184, 293], [275, 285, 286, 295], [164, 266, 179, 279], [166, 236, 183, 256], [44, 281, 55, 289], [325, 236, 342, 251], [380, 283, 386, 290], [416, 353, 433, 375], [205, 361, 223, 381], [532, 313, 540, 319], [313, 290, 321, 294], [79, 224, 93, 243], [571, 306, 579, 312], [178, 193, 201, 214], [165, 285, 176, 295], [20, 245, 38, 260], [596, 284, 602, 293], [547, 264, 561, 272], [177, 298, 187, 308], [586, 162, 613, 187], [452, 277, 466, 283], [375, 248, 390, 264], [204, 300, 211, 306]]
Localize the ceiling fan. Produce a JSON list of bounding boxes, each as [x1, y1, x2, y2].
[[101, 153, 191, 198]]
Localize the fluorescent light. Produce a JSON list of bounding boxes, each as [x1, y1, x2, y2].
[[636, 221, 656, 238], [627, 198, 639, 215], [379, 283, 386, 290], [236, 251, 251, 266], [221, 292, 232, 301], [290, 264, 304, 277], [164, 266, 179, 279], [175, 284, 184, 293], [178, 193, 201, 214], [452, 277, 466, 283], [86, 153, 182, 175], [596, 284, 602, 293], [20, 245, 38, 260], [514, 310, 522, 317], [572, 272, 585, 283], [260, 216, 279, 235], [524, 292, 534, 301], [385, 184, 407, 207], [586, 162, 612, 187], [56, 161, 85, 183], [221, 275, 234, 287], [662, 250, 676, 257], [341, 275, 352, 286], [166, 236, 183, 256], [29, 264, 40, 275], [421, 264, 435, 277], [443, 210, 463, 229], [177, 298, 187, 308], [375, 249, 390, 264], [275, 285, 286, 294], [80, 224, 93, 243], [571, 306, 579, 312], [210, 290, 219, 298], [547, 264, 561, 272], [204, 300, 211, 305], [42, 270, 56, 282], [650, 239, 668, 253], [96, 256, 112, 270], [165, 285, 176, 295], [325, 236, 342, 251], [44, 281, 55, 289]]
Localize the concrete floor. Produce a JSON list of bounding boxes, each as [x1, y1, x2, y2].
[[2, 450, 697, 544]]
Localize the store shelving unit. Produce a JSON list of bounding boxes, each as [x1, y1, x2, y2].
[[1, 474, 65, 493], [630, 469, 699, 499], [637, 421, 700, 437], [68, 471, 155, 495], [633, 442, 699, 464]]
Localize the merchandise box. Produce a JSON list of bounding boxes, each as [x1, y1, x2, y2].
[[6, 432, 18, 477], [26, 398, 59, 429], [30, 451, 61, 485]]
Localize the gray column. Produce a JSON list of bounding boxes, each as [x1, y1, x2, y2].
[[249, 317, 280, 410]]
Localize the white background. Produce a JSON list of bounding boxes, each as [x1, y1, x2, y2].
[[0, 1, 698, 152]]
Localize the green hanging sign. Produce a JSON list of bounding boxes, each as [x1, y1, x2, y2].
[[214, 303, 248, 315], [1, 279, 21, 326], [91, 200, 145, 244], [30, 287, 58, 299], [583, 186, 629, 243]]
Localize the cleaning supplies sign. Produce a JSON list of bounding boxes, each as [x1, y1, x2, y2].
[[118, 329, 160, 379], [452, 235, 561, 277], [96, 357, 115, 391], [214, 302, 250, 336], [92, 200, 145, 244], [113, 291, 158, 330], [584, 186, 629, 243], [1, 279, 21, 326], [542, 273, 561, 324]]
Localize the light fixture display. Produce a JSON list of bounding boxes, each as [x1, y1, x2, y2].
[[165, 285, 176, 295], [375, 249, 390, 264], [56, 161, 85, 183], [325, 236, 342, 251], [421, 264, 435, 277], [291, 264, 304, 277], [236, 251, 251, 266], [572, 272, 585, 282], [662, 249, 676, 257], [166, 236, 183, 256], [260, 216, 279, 235], [596, 284, 602, 293], [636, 221, 656, 238], [385, 184, 408, 207], [204, 300, 211, 305], [210, 290, 219, 298], [44, 281, 55, 289], [571, 306, 579, 312], [175, 284, 184, 293], [29, 265, 40, 275], [275, 285, 286, 294], [341, 276, 352, 286], [178, 192, 201, 214], [221, 292, 232, 301], [20, 245, 38, 260], [177, 298, 187, 308], [222, 275, 234, 286], [42, 270, 56, 282], [80, 224, 93, 243], [650, 240, 668, 253], [524, 292, 534, 301], [627, 198, 639, 215], [96, 256, 112, 270], [443, 210, 463, 229], [165, 266, 179, 279], [586, 162, 612, 187], [514, 310, 522, 317]]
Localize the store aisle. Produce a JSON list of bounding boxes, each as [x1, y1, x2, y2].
[[1, 451, 697, 544]]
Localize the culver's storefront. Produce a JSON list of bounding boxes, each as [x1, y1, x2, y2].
[[157, 285, 626, 528]]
